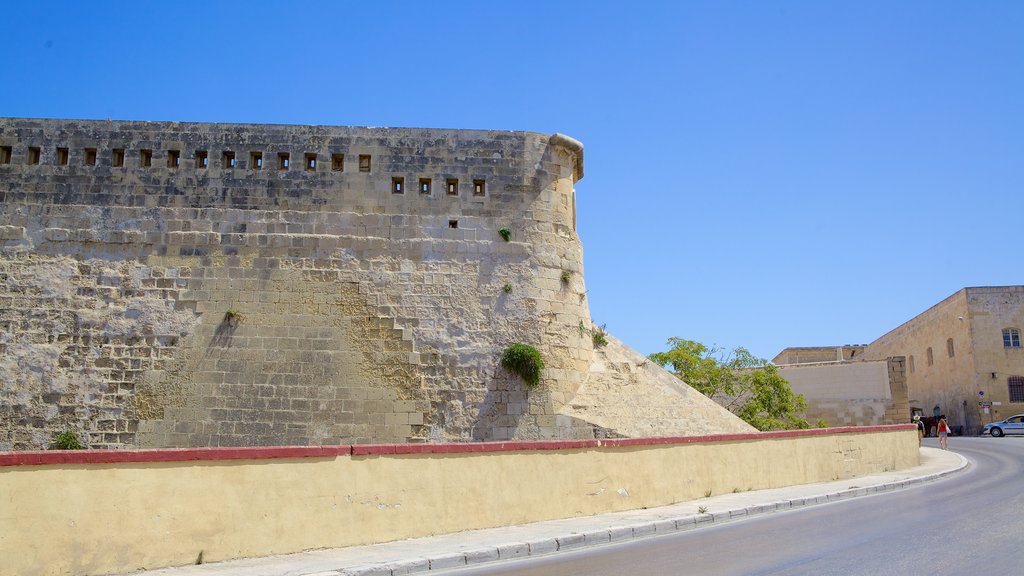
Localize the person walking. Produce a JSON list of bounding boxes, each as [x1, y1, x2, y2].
[[937, 415, 950, 449], [913, 415, 925, 446]]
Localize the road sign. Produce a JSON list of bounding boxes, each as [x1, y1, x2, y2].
[[979, 401, 993, 408]]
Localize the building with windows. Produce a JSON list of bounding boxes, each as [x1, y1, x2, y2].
[[775, 286, 1024, 434]]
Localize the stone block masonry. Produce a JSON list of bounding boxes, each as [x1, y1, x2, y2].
[[0, 118, 751, 450]]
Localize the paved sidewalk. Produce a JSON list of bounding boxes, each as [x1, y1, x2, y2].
[[126, 447, 966, 576]]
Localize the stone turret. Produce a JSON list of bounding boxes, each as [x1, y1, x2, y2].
[[0, 118, 752, 450]]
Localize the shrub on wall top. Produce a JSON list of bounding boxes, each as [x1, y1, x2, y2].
[[502, 343, 545, 387]]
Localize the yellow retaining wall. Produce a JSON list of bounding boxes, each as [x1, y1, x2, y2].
[[0, 427, 918, 576]]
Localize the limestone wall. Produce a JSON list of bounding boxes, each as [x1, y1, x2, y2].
[[0, 118, 751, 450], [776, 357, 909, 427], [0, 426, 919, 576]]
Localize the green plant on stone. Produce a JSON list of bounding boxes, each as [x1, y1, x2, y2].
[[498, 227, 512, 242], [52, 430, 83, 450], [503, 283, 513, 294], [698, 506, 708, 514], [704, 489, 712, 498], [592, 324, 609, 348], [501, 343, 545, 387], [224, 309, 243, 325], [560, 270, 572, 283]]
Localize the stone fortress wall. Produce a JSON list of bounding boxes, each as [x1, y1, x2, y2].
[[0, 118, 752, 450]]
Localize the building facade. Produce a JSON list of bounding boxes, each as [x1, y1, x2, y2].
[[776, 286, 1024, 434], [861, 286, 1024, 435]]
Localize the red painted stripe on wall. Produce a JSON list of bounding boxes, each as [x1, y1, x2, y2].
[[0, 425, 914, 468]]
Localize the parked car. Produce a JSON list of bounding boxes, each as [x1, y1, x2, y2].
[[981, 414, 1024, 437]]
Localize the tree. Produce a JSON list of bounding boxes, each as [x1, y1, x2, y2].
[[649, 337, 810, 431]]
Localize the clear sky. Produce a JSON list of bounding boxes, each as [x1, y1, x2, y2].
[[3, 1, 1022, 360]]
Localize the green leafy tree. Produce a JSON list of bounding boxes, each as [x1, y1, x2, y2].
[[649, 338, 809, 431]]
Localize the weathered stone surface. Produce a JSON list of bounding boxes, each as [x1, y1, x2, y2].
[[0, 118, 751, 450]]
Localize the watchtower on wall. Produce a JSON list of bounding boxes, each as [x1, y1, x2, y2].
[[0, 118, 752, 450]]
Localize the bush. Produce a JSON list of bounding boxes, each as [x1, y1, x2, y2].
[[592, 324, 608, 348], [498, 227, 512, 242], [502, 343, 545, 387], [52, 431, 83, 450]]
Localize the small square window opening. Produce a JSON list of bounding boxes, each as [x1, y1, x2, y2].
[[57, 147, 69, 165], [278, 152, 290, 170], [331, 153, 344, 171], [28, 147, 41, 165], [0, 146, 12, 164], [167, 150, 180, 168], [305, 153, 317, 171], [446, 179, 459, 195], [195, 150, 208, 169], [251, 152, 263, 170], [140, 149, 152, 167], [448, 220, 458, 229], [359, 155, 371, 172], [420, 178, 431, 194], [223, 151, 236, 169], [392, 177, 404, 194], [84, 148, 97, 166], [473, 179, 486, 196], [111, 148, 124, 167]]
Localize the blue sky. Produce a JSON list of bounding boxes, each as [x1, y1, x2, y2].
[[3, 1, 1022, 360]]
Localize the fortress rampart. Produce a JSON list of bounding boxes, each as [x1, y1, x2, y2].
[[0, 118, 751, 450]]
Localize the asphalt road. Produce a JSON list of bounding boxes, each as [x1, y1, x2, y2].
[[440, 437, 1024, 576]]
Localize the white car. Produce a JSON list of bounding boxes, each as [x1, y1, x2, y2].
[[982, 414, 1024, 437]]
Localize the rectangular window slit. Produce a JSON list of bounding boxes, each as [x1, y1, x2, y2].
[[140, 149, 152, 167], [278, 152, 290, 170], [0, 146, 12, 164], [359, 154, 371, 172], [84, 148, 97, 166], [420, 178, 431, 194], [111, 148, 124, 167], [223, 151, 235, 168], [305, 153, 317, 171], [446, 178, 458, 195], [28, 147, 41, 165], [473, 179, 486, 196], [331, 153, 344, 171], [167, 150, 180, 168], [57, 147, 69, 165], [251, 151, 263, 170], [195, 150, 208, 168], [392, 177, 404, 194]]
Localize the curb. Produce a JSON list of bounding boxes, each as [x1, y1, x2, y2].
[[326, 453, 970, 576]]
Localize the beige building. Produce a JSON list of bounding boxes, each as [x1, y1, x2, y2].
[[776, 286, 1024, 434], [776, 357, 908, 427], [861, 286, 1024, 434]]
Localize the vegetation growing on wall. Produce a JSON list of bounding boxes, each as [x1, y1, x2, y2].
[[649, 338, 810, 431], [52, 431, 84, 450], [498, 227, 512, 241], [501, 343, 545, 387]]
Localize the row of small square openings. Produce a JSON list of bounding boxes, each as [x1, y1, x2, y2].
[[1, 146, 490, 197], [392, 177, 486, 196], [0, 146, 370, 172]]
